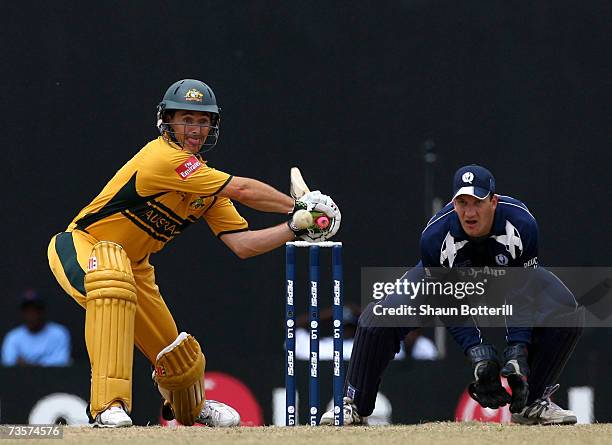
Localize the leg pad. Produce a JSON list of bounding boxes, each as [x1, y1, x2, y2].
[[85, 241, 137, 417], [154, 333, 206, 426]]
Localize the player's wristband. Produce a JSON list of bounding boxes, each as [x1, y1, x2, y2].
[[290, 199, 307, 215]]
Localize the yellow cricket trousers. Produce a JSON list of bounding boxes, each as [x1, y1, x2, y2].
[[47, 230, 179, 414]]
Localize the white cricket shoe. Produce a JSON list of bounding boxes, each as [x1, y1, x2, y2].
[[511, 385, 577, 425], [319, 397, 367, 426], [196, 400, 241, 427], [92, 405, 133, 428]]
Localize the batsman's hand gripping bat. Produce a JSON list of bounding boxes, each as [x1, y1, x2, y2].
[[290, 167, 331, 230]]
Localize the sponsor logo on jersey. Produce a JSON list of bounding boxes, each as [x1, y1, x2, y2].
[[175, 155, 202, 180], [184, 88, 204, 102], [524, 256, 538, 268], [462, 172, 474, 184]]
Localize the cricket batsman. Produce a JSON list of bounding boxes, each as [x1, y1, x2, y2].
[[47, 79, 341, 427], [321, 164, 582, 426]]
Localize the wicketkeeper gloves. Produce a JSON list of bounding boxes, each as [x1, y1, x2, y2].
[[467, 344, 512, 409], [500, 343, 530, 413]]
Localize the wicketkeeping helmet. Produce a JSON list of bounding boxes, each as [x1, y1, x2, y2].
[[156, 79, 221, 152]]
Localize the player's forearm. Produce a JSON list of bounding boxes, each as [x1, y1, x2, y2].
[[221, 177, 294, 213], [221, 223, 295, 259]]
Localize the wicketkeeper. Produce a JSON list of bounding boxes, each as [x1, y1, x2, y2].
[[321, 164, 582, 426]]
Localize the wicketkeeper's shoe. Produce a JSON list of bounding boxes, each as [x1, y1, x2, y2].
[[511, 385, 577, 425], [196, 400, 241, 427], [319, 397, 367, 426], [92, 405, 133, 428]]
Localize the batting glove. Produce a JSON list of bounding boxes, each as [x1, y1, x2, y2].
[[467, 344, 511, 409], [289, 191, 341, 241], [500, 343, 530, 413]]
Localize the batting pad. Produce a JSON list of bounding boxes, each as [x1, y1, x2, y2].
[[154, 332, 206, 426], [84, 241, 137, 418]]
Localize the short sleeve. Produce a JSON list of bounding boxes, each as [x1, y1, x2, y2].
[[520, 218, 539, 267], [203, 197, 249, 237], [138, 147, 233, 197]]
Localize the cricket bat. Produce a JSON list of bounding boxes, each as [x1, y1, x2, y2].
[[290, 167, 310, 199]]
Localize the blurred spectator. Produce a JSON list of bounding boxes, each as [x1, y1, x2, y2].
[[402, 329, 439, 360], [1, 289, 71, 366]]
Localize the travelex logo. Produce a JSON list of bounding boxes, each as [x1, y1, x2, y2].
[[372, 278, 486, 300]]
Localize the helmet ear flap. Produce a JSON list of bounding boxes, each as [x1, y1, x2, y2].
[[156, 102, 179, 144]]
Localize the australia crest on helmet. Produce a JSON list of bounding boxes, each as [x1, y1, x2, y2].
[[185, 88, 204, 102]]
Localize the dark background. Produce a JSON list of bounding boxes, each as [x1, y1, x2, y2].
[[1, 0, 611, 423]]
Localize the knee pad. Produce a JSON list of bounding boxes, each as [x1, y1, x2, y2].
[[84, 241, 137, 417], [154, 332, 206, 426]]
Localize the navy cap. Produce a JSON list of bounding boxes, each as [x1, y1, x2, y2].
[[452, 164, 496, 200], [20, 289, 45, 309]]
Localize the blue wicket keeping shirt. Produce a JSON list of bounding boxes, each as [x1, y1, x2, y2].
[[419, 195, 538, 351]]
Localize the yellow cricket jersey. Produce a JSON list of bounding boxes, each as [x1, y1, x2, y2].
[[67, 137, 248, 262]]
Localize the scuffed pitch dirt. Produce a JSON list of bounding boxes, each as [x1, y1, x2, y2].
[[6, 422, 612, 445]]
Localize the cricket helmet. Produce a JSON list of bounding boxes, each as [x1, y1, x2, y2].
[[156, 79, 221, 152]]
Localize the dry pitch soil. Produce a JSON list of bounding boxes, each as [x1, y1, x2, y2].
[[3, 423, 611, 445]]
